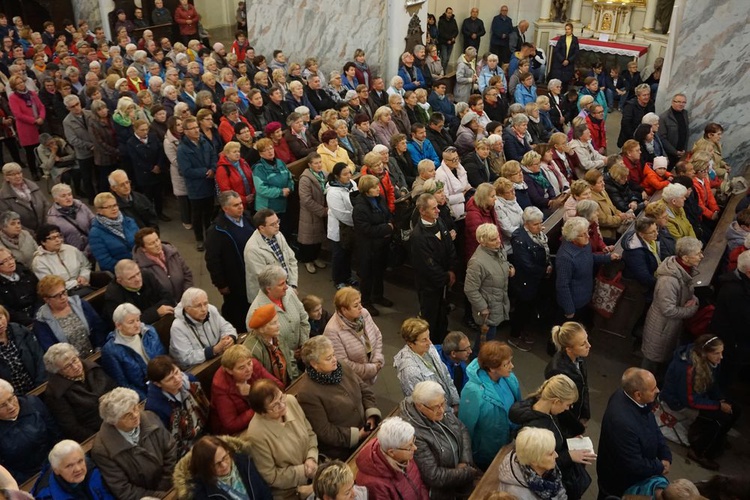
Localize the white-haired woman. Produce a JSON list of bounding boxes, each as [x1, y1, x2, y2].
[[454, 47, 478, 104], [503, 114, 532, 162], [386, 75, 405, 98], [465, 223, 514, 349], [662, 183, 696, 240], [400, 381, 477, 499], [100, 303, 166, 399], [169, 287, 237, 369], [641, 237, 702, 381], [42, 343, 116, 441], [46, 183, 95, 256], [33, 439, 115, 499], [556, 217, 619, 322], [91, 387, 177, 499], [370, 106, 398, 148], [355, 416, 429, 498], [498, 427, 567, 499], [0, 210, 36, 267], [295, 336, 381, 461], [0, 162, 50, 233], [312, 460, 367, 500]]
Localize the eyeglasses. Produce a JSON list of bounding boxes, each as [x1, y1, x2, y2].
[[420, 400, 446, 413], [445, 157, 459, 163], [60, 357, 79, 371], [99, 204, 118, 210], [45, 233, 62, 241], [184, 126, 199, 131], [397, 439, 417, 452], [48, 289, 68, 300], [265, 219, 281, 227]]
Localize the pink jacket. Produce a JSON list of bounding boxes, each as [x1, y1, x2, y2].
[[8, 91, 45, 146], [323, 309, 384, 385]]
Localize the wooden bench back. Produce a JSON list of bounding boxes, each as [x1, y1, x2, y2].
[[693, 190, 745, 287]]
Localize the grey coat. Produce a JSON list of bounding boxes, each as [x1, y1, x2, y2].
[[297, 169, 327, 245], [399, 398, 475, 500], [62, 110, 95, 159], [658, 107, 690, 158], [0, 228, 36, 267], [0, 180, 51, 234], [46, 201, 96, 256], [133, 243, 194, 301], [464, 245, 511, 327], [454, 55, 476, 104], [394, 344, 460, 407], [642, 256, 699, 363]]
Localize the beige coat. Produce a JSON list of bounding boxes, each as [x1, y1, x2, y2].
[[591, 189, 624, 240], [244, 229, 299, 302], [464, 245, 511, 327], [243, 395, 318, 500], [323, 309, 384, 385], [297, 169, 327, 245]]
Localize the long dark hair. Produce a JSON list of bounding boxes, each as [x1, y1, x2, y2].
[[327, 162, 350, 184], [189, 436, 233, 485]]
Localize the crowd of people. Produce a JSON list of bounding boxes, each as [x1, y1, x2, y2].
[[0, 2, 746, 500]]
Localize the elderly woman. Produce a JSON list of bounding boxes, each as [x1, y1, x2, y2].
[[521, 150, 557, 216], [556, 217, 619, 321], [133, 227, 193, 301], [91, 387, 176, 500], [585, 169, 633, 243], [298, 153, 329, 274], [361, 150, 396, 213], [6, 76, 45, 180], [170, 287, 237, 369], [435, 147, 471, 218], [31, 224, 92, 294], [33, 275, 107, 353], [0, 302, 46, 393], [549, 132, 580, 184], [459, 341, 521, 470], [334, 119, 363, 167], [324, 287, 385, 386], [494, 177, 523, 240], [662, 183, 696, 240], [0, 248, 41, 328], [0, 163, 50, 233], [645, 201, 676, 258], [605, 162, 645, 214], [502, 114, 532, 162], [145, 355, 208, 455], [621, 217, 662, 298], [247, 265, 310, 380], [352, 174, 394, 314], [355, 416, 429, 498], [465, 182, 500, 256], [621, 138, 645, 188], [326, 163, 358, 289], [501, 160, 531, 210], [33, 439, 115, 499], [569, 125, 606, 179], [465, 223, 513, 349], [244, 304, 292, 387], [394, 317, 460, 409], [693, 122, 730, 181], [46, 183, 95, 256], [253, 138, 295, 225], [313, 460, 367, 500], [510, 375, 594, 499], [454, 47, 478, 104], [100, 303, 166, 399], [370, 106, 399, 148], [215, 139, 255, 211], [498, 427, 567, 500], [35, 133, 77, 187], [317, 129, 355, 175], [173, 435, 272, 500], [296, 336, 381, 460], [265, 122, 296, 165], [642, 237, 702, 381], [42, 342, 115, 442], [210, 344, 283, 435], [487, 134, 507, 176], [245, 379, 319, 499], [0, 210, 36, 267], [514, 72, 538, 107], [400, 380, 477, 499], [0, 378, 59, 483], [575, 199, 611, 255], [88, 192, 139, 272]]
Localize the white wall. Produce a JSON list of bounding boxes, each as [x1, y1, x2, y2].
[[194, 0, 233, 29]]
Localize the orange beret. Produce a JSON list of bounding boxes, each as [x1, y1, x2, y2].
[[248, 304, 277, 329]]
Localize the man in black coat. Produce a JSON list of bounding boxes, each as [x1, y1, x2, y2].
[[104, 259, 175, 326], [410, 193, 458, 344], [597, 368, 672, 499], [461, 8, 486, 51], [306, 75, 336, 113], [265, 86, 289, 126], [205, 191, 255, 331], [490, 6, 513, 64], [126, 122, 168, 221], [109, 169, 160, 232], [425, 112, 454, 159], [617, 84, 655, 148]]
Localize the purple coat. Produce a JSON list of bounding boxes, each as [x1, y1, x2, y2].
[[47, 201, 96, 256]]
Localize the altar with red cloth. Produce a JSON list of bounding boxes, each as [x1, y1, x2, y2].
[[549, 36, 649, 59]]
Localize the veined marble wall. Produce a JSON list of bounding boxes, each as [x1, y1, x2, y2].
[[245, 0, 387, 81], [656, 0, 750, 172], [73, 0, 103, 29]]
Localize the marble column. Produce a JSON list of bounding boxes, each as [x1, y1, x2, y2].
[[539, 0, 553, 22], [73, 0, 104, 30], [642, 0, 658, 31], [97, 0, 114, 42], [568, 0, 584, 22]]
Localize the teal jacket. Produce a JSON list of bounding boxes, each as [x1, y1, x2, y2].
[[458, 358, 521, 470], [252, 157, 295, 213]]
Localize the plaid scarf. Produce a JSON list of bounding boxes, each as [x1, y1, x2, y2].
[[95, 213, 125, 239]]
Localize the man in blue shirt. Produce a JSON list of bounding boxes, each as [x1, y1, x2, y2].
[[407, 124, 440, 182], [436, 331, 472, 394]]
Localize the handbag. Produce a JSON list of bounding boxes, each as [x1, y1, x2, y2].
[[590, 268, 625, 318]]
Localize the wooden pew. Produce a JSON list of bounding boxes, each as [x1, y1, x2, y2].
[[693, 190, 745, 288], [83, 287, 107, 316], [468, 444, 512, 500], [346, 406, 400, 479], [153, 313, 176, 351], [543, 207, 565, 255], [434, 71, 457, 98]]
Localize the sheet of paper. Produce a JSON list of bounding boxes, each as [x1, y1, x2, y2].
[[567, 436, 594, 453], [599, 34, 610, 42]]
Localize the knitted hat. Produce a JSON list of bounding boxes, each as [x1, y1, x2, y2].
[[653, 156, 668, 170], [248, 304, 277, 329], [264, 121, 282, 136]]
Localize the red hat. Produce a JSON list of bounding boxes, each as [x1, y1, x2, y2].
[[264, 121, 282, 136], [248, 304, 277, 329]]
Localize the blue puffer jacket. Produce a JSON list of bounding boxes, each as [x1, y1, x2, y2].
[[555, 239, 611, 315], [100, 325, 166, 400], [621, 230, 659, 299], [458, 358, 521, 470], [32, 458, 114, 500], [177, 135, 218, 200], [88, 216, 139, 272], [407, 138, 440, 166], [33, 295, 108, 351], [661, 344, 722, 412], [398, 64, 425, 91], [252, 157, 295, 213]]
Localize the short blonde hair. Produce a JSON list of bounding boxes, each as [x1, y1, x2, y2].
[[569, 179, 590, 198], [313, 460, 355, 499], [501, 160, 522, 178], [493, 177, 514, 195], [645, 200, 667, 218], [608, 163, 629, 183], [333, 287, 361, 311], [521, 150, 541, 167], [93, 192, 116, 209], [536, 95, 550, 106], [476, 222, 500, 245], [515, 427, 556, 466], [549, 132, 567, 147], [400, 317, 429, 343], [579, 95, 594, 108], [222, 141, 241, 154], [473, 182, 496, 208], [358, 174, 380, 194], [373, 106, 392, 122], [220, 344, 253, 370]]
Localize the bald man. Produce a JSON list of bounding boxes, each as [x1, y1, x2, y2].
[[508, 20, 529, 54], [597, 368, 672, 499]]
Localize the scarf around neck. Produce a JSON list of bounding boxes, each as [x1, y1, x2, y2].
[[306, 361, 343, 385], [96, 212, 125, 239], [516, 452, 564, 500], [522, 166, 552, 189], [56, 203, 79, 219]]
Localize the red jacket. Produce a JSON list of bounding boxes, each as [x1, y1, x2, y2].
[[361, 166, 396, 213], [622, 154, 645, 187], [589, 221, 607, 254], [218, 115, 254, 144], [8, 91, 45, 147], [210, 362, 283, 435], [464, 196, 501, 260], [693, 177, 719, 220], [355, 438, 429, 500], [273, 137, 297, 165], [586, 115, 607, 153], [641, 164, 673, 195], [127, 77, 146, 93], [215, 153, 255, 209], [174, 3, 201, 36], [728, 244, 747, 271], [231, 40, 250, 62]]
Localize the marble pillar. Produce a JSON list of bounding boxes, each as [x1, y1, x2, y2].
[[642, 0, 658, 31], [73, 0, 104, 29], [245, 0, 387, 81], [568, 0, 584, 22], [656, 0, 750, 172], [539, 0, 553, 22]]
